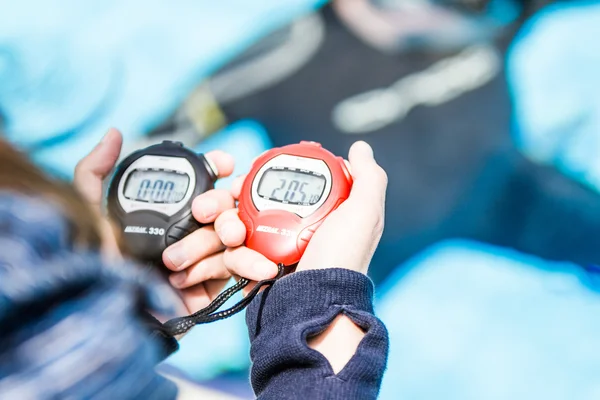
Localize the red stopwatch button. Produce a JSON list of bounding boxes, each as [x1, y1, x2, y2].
[[299, 141, 322, 147], [238, 142, 352, 266], [338, 157, 351, 182]]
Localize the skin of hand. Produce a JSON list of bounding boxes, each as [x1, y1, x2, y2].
[[211, 140, 387, 286], [73, 128, 238, 315], [209, 141, 388, 373], [76, 132, 387, 373]]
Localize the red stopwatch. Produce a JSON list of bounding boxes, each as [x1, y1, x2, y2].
[[238, 141, 353, 266]]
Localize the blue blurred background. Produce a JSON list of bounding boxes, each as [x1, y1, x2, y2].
[[4, 0, 600, 398]]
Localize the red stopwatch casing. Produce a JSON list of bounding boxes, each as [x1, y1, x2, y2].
[[238, 141, 353, 266]]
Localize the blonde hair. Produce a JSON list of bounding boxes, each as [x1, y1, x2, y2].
[[0, 138, 103, 248]]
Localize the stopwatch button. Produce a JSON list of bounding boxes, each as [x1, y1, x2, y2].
[[183, 215, 201, 231], [166, 226, 189, 246], [162, 140, 184, 147], [299, 231, 311, 243], [166, 234, 179, 247], [339, 157, 352, 182], [165, 215, 201, 247], [298, 224, 319, 243], [300, 141, 322, 147], [333, 198, 346, 210]]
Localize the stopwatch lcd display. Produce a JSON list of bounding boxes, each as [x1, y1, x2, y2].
[[123, 169, 190, 204], [257, 168, 326, 205]]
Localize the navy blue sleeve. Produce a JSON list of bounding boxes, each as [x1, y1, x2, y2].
[[246, 268, 389, 399]]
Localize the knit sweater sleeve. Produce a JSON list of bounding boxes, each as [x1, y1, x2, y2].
[[245, 268, 389, 400], [0, 195, 178, 399]]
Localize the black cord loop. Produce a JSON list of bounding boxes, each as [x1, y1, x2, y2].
[[163, 263, 285, 336]]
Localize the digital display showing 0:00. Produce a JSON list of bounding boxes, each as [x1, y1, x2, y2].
[[124, 169, 190, 204]]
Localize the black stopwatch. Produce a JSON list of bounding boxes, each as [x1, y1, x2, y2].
[[107, 140, 217, 264]]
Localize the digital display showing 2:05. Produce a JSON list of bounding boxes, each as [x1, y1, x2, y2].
[[257, 168, 325, 205]]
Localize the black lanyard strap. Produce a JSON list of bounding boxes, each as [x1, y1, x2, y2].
[[163, 263, 285, 336]]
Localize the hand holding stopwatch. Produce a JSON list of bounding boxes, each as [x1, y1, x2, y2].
[[238, 141, 353, 266], [105, 140, 274, 337], [107, 140, 218, 264], [161, 141, 353, 336]]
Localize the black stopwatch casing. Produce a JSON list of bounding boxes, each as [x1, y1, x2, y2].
[[107, 141, 217, 265]]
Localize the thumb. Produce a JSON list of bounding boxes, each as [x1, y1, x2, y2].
[[347, 141, 387, 206], [296, 141, 387, 274], [74, 128, 123, 207]]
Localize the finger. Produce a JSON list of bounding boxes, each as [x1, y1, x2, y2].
[[191, 189, 236, 223], [168, 252, 230, 289], [74, 128, 123, 207], [347, 141, 387, 245], [162, 226, 224, 271], [205, 150, 235, 179], [214, 209, 246, 247], [347, 141, 387, 204], [223, 246, 278, 281], [230, 174, 247, 200]]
